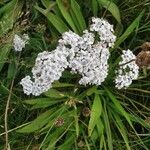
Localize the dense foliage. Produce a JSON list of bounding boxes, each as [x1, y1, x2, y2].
[[0, 0, 150, 149]]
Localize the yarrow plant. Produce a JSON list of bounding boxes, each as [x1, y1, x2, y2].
[[13, 34, 29, 52], [20, 17, 139, 96], [90, 17, 116, 47], [20, 47, 69, 96], [115, 50, 139, 89]]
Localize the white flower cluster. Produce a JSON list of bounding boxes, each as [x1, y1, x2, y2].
[[20, 17, 116, 96], [13, 34, 29, 52], [90, 17, 116, 48], [20, 46, 69, 96], [62, 31, 110, 86], [115, 50, 139, 89]]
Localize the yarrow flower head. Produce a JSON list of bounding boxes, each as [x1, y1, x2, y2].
[[69, 43, 110, 86], [59, 29, 110, 86], [20, 17, 117, 96], [13, 34, 29, 52], [115, 49, 139, 89], [20, 46, 69, 96], [90, 17, 116, 48]]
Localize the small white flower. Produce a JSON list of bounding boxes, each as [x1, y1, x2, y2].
[[13, 34, 29, 52], [69, 43, 110, 86], [115, 50, 139, 89], [20, 45, 69, 96], [20, 76, 33, 95], [90, 17, 116, 48]]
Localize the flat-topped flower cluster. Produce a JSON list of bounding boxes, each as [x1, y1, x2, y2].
[[18, 17, 139, 96], [115, 50, 139, 89], [13, 34, 29, 52]]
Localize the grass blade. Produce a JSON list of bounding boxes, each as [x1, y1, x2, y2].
[[44, 89, 66, 98], [0, 44, 11, 72], [105, 87, 133, 127], [114, 9, 145, 48], [97, 0, 121, 23], [91, 0, 98, 16], [56, 0, 78, 33], [18, 109, 54, 133], [103, 101, 113, 150], [70, 0, 86, 32], [35, 6, 69, 34], [112, 111, 131, 150], [88, 94, 102, 136]]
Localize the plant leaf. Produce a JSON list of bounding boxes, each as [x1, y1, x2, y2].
[[103, 103, 113, 150], [91, 0, 98, 16], [74, 109, 79, 137], [70, 0, 86, 32], [112, 111, 131, 150], [114, 9, 145, 48], [88, 94, 102, 136], [56, 0, 78, 33], [97, 0, 121, 23], [44, 89, 66, 98], [0, 44, 11, 72], [41, 0, 54, 8], [0, 0, 23, 37], [86, 86, 97, 96], [57, 134, 75, 150], [105, 88, 133, 127], [18, 109, 54, 133], [35, 6, 69, 34], [7, 61, 16, 79], [24, 98, 64, 109]]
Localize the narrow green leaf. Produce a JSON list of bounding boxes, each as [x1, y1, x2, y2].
[[7, 62, 16, 79], [41, 0, 57, 15], [114, 10, 145, 48], [44, 89, 66, 98], [44, 118, 73, 150], [57, 134, 75, 150], [91, 0, 98, 16], [0, 0, 16, 15], [70, 0, 86, 32], [0, 0, 23, 37], [112, 111, 131, 150], [100, 134, 105, 150], [74, 109, 79, 137], [96, 118, 104, 137], [45, 122, 73, 149], [88, 94, 102, 136], [0, 44, 11, 72], [84, 133, 91, 150], [0, 83, 17, 98], [103, 103, 113, 150], [97, 118, 105, 149], [18, 109, 53, 133], [41, 0, 54, 8], [46, 126, 67, 150], [69, 9, 82, 34], [39, 106, 67, 132], [86, 86, 97, 96], [35, 6, 69, 33], [91, 128, 99, 141], [56, 0, 78, 33], [97, 0, 121, 23], [24, 98, 64, 109], [105, 88, 133, 127], [52, 81, 74, 88]]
